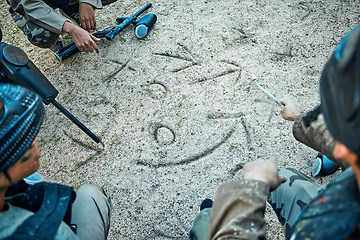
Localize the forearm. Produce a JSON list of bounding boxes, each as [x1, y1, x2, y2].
[[79, 0, 103, 9], [8, 0, 68, 34], [209, 179, 270, 240], [293, 112, 349, 169]]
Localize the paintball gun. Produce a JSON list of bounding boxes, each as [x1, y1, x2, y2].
[[0, 28, 101, 143], [55, 3, 157, 62]]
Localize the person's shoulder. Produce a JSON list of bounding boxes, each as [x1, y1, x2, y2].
[[0, 205, 80, 240], [1, 204, 34, 218], [0, 204, 34, 237]]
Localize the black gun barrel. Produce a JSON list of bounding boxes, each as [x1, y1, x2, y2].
[[105, 3, 152, 40], [52, 100, 101, 143], [55, 29, 113, 62], [55, 43, 78, 62]]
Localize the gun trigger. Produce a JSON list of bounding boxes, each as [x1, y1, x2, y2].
[[116, 17, 127, 24]]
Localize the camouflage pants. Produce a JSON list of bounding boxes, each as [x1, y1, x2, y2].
[[269, 168, 322, 236], [189, 168, 322, 239], [11, 11, 60, 49]]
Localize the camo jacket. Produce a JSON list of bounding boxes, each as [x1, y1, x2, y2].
[[208, 113, 354, 239], [7, 0, 103, 34], [292, 113, 349, 169]]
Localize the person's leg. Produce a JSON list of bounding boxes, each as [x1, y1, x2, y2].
[[71, 184, 111, 240], [268, 168, 322, 236], [10, 10, 60, 49]]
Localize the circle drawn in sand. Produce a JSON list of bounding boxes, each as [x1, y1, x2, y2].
[[146, 82, 168, 100], [149, 123, 176, 145]]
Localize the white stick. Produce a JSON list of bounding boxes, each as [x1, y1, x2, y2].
[[255, 81, 283, 106]]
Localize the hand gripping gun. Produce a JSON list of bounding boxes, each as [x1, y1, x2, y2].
[[55, 2, 157, 61], [0, 28, 101, 143]]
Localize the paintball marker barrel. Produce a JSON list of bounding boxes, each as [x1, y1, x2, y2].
[[105, 3, 152, 40], [52, 100, 101, 143]]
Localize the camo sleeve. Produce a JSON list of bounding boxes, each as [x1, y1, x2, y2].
[[7, 0, 69, 34], [209, 179, 269, 240], [293, 112, 349, 169]]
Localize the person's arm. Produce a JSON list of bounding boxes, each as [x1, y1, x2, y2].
[[62, 21, 100, 53], [77, 0, 103, 31], [79, 0, 103, 9], [293, 112, 349, 169], [281, 98, 349, 169], [209, 158, 286, 239], [7, 0, 69, 34]]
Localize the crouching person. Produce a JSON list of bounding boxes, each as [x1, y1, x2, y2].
[[0, 83, 111, 239]]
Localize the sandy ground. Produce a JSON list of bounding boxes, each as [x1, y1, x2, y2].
[[1, 0, 360, 239]]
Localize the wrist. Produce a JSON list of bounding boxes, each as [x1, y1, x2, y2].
[[62, 21, 77, 34], [243, 175, 268, 184], [292, 111, 303, 121]]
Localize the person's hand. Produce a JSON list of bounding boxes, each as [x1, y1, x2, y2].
[[79, 2, 96, 31], [242, 157, 286, 191], [62, 22, 100, 53], [281, 98, 303, 121]]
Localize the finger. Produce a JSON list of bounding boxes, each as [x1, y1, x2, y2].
[[90, 17, 96, 30], [83, 42, 92, 53], [269, 157, 277, 164], [90, 41, 99, 54], [90, 35, 101, 41], [278, 175, 287, 184], [86, 44, 93, 53], [85, 20, 91, 31], [80, 19, 87, 31], [81, 18, 90, 31], [87, 18, 93, 31]]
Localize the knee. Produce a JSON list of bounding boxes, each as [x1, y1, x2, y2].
[[11, 12, 59, 48], [28, 33, 59, 49], [77, 183, 104, 197], [76, 184, 111, 205]]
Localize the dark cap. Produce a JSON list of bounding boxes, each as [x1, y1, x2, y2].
[[0, 83, 44, 173], [320, 24, 360, 156]]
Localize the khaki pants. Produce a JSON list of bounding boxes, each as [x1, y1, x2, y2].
[[71, 184, 111, 240]]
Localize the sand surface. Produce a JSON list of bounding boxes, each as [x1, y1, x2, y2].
[[1, 0, 359, 239]]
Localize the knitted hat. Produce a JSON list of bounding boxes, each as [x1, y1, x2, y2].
[[0, 83, 44, 173]]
